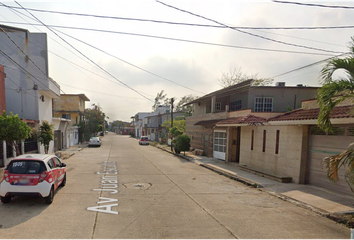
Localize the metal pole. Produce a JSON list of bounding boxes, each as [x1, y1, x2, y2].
[[170, 98, 174, 151]]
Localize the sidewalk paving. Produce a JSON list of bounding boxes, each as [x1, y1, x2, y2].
[[154, 143, 354, 227]]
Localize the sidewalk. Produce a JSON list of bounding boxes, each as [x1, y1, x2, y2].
[[154, 143, 354, 227]]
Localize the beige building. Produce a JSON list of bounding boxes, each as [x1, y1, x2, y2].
[[53, 94, 90, 150]]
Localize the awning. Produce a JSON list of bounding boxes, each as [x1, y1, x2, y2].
[[216, 114, 267, 126]]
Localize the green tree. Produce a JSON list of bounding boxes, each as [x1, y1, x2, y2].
[[175, 95, 198, 117], [316, 37, 354, 191], [84, 105, 105, 140], [0, 111, 31, 156], [218, 66, 273, 88], [152, 90, 167, 111], [38, 120, 54, 154], [174, 135, 191, 155], [162, 118, 185, 135]]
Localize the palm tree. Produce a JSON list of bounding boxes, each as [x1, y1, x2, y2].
[[317, 37, 354, 191]]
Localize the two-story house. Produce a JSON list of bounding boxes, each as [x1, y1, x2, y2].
[[0, 24, 61, 156], [186, 80, 318, 161], [53, 94, 90, 150]]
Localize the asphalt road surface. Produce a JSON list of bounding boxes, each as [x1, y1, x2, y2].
[[0, 134, 350, 239]]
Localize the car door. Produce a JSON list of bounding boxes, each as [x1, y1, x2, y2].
[[53, 157, 64, 188]]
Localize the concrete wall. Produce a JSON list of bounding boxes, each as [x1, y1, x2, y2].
[[248, 87, 318, 112], [0, 30, 49, 121], [240, 125, 308, 183], [186, 112, 228, 157], [38, 91, 55, 154]]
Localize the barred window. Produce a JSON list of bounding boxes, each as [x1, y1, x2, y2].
[[254, 97, 273, 112], [230, 100, 242, 111]]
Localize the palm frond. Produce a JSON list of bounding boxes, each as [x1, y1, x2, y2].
[[322, 143, 354, 185]]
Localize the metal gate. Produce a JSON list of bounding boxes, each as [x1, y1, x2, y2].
[[54, 130, 62, 152], [307, 126, 354, 194]]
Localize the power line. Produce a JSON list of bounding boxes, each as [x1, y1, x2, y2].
[[269, 52, 350, 79], [156, 0, 345, 55], [272, 0, 354, 9], [2, 3, 354, 30], [14, 1, 154, 103], [0, 21, 338, 57]]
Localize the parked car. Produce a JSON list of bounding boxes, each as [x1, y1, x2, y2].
[[0, 154, 66, 204], [139, 136, 150, 145], [89, 137, 102, 147]]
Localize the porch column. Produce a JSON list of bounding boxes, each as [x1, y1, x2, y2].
[[226, 127, 232, 162], [12, 142, 16, 157], [3, 140, 6, 163], [21, 140, 25, 154], [211, 96, 216, 113]]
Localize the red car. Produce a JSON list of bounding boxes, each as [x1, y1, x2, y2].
[[0, 154, 66, 204]]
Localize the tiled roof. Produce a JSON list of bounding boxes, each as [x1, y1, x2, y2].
[[217, 114, 267, 125], [194, 119, 224, 127], [269, 105, 354, 122]]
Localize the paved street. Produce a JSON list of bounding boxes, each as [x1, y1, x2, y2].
[[0, 134, 350, 239]]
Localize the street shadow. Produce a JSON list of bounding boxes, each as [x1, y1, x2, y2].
[[0, 186, 64, 229]]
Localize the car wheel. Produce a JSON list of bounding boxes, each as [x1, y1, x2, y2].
[[45, 187, 54, 204], [1, 196, 11, 204], [60, 173, 66, 187]]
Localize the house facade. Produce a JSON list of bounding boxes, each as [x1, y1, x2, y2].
[[0, 24, 60, 156], [186, 80, 318, 160], [144, 111, 184, 142], [53, 94, 90, 150]]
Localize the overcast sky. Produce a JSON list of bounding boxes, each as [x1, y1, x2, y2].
[[1, 0, 353, 122]]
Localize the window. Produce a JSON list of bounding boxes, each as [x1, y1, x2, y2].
[[230, 100, 242, 111], [254, 97, 273, 112], [213, 131, 226, 153], [47, 159, 55, 169], [275, 130, 280, 154], [8, 161, 45, 174], [62, 114, 71, 119], [215, 102, 221, 111], [262, 130, 266, 152], [53, 157, 62, 168]]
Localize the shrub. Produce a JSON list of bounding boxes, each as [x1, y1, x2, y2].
[[175, 135, 190, 155]]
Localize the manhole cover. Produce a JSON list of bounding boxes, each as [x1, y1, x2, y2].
[[123, 182, 151, 190]]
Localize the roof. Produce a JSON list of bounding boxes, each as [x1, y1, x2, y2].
[[194, 119, 224, 127], [269, 105, 354, 122], [216, 114, 267, 126], [61, 94, 90, 101], [13, 154, 55, 161], [186, 79, 253, 105]]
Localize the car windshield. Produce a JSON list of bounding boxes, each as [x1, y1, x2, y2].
[[90, 137, 99, 141], [8, 160, 46, 174]]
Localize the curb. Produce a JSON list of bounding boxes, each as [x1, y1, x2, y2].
[[153, 144, 354, 228]]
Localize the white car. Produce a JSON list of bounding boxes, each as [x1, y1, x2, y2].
[[139, 136, 150, 145], [89, 137, 102, 147], [0, 154, 66, 204]]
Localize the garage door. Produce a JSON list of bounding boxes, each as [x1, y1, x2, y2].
[[308, 126, 354, 194], [213, 130, 226, 160]]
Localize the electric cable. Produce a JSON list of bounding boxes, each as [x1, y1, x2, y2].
[[2, 3, 354, 29], [14, 1, 154, 103], [272, 1, 354, 9], [156, 0, 345, 55]]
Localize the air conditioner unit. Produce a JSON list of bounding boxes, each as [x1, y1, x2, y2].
[[275, 82, 285, 87]]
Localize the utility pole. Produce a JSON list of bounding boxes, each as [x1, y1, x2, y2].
[[170, 98, 174, 151]]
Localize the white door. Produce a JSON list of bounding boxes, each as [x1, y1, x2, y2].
[[213, 130, 226, 160]]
